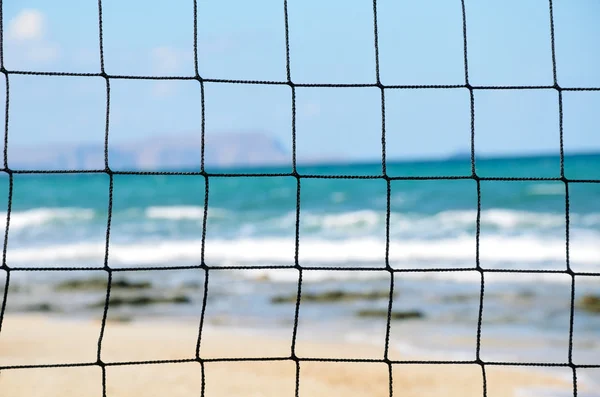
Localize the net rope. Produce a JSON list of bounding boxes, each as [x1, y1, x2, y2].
[[0, 0, 599, 396]]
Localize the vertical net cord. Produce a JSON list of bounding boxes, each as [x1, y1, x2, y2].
[[192, 0, 209, 394], [460, 0, 488, 394], [0, 48, 9, 345], [195, 164, 210, 397], [97, 81, 113, 397], [0, 0, 11, 379], [0, 174, 11, 334], [0, 0, 9, 343], [283, 1, 304, 396], [94, 0, 115, 395], [547, 0, 577, 394], [372, 1, 396, 395]]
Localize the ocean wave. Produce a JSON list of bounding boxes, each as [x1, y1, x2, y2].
[[3, 206, 600, 243], [301, 209, 597, 235], [7, 234, 600, 271], [146, 206, 205, 220], [144, 206, 234, 220], [138, 208, 596, 234], [2, 208, 95, 230], [1, 206, 233, 230], [303, 210, 380, 231]]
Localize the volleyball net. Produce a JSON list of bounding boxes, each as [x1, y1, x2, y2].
[[1, 0, 599, 396]]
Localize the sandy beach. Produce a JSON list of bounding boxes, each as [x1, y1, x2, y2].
[[0, 314, 579, 397]]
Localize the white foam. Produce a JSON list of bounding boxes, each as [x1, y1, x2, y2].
[[3, 208, 95, 230], [145, 206, 229, 220], [403, 208, 584, 231], [7, 234, 600, 272], [480, 209, 565, 229], [299, 209, 598, 236], [6, 206, 596, 239], [146, 206, 205, 220], [303, 210, 380, 231]]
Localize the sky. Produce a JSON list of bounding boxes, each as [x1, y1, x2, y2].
[[1, 0, 600, 163]]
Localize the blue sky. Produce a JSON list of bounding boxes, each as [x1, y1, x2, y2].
[[2, 0, 599, 163]]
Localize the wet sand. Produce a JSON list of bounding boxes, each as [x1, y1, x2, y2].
[[0, 314, 576, 397]]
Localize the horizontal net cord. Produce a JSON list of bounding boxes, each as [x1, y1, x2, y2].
[[1, 69, 600, 92], [2, 358, 599, 372], [0, 170, 598, 183], [3, 266, 600, 276]]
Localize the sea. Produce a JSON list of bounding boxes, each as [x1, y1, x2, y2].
[[1, 153, 599, 394]]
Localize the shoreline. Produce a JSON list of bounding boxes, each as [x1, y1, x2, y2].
[[0, 314, 588, 397]]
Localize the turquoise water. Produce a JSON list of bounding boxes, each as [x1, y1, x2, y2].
[[1, 153, 599, 373], [2, 153, 599, 269]]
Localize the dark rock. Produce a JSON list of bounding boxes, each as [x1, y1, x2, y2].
[[89, 293, 191, 308], [270, 295, 294, 304], [172, 295, 191, 304], [22, 303, 54, 312], [112, 279, 152, 290], [56, 277, 151, 292], [271, 289, 394, 304], [56, 277, 106, 291], [577, 294, 600, 313], [356, 309, 424, 320]]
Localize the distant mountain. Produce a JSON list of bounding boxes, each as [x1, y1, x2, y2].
[[8, 132, 291, 170], [446, 149, 472, 160]]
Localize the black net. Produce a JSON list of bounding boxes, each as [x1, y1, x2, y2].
[[0, 0, 599, 396]]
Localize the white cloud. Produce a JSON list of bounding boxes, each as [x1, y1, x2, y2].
[[8, 9, 45, 41], [6, 9, 59, 65]]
